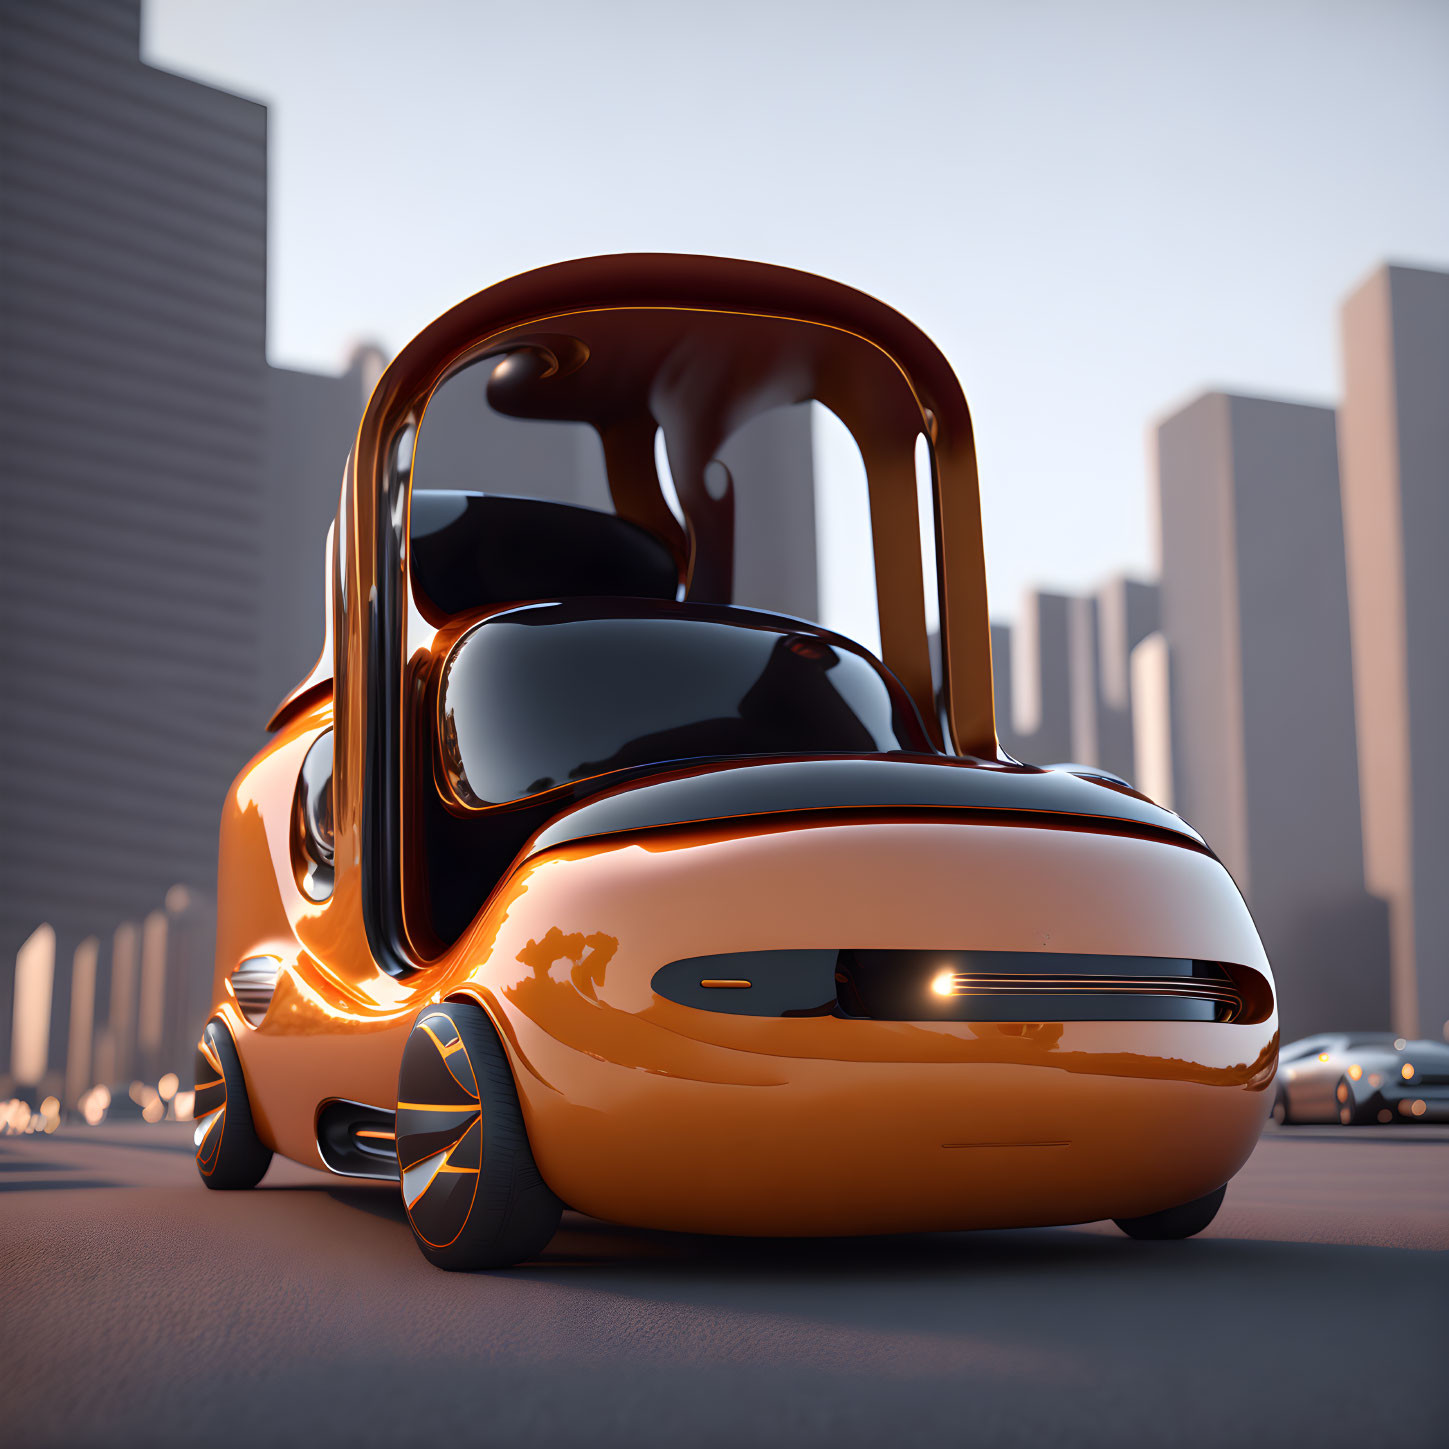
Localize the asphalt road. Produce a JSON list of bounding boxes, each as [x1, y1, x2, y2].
[[2, 1121, 1446, 1449]]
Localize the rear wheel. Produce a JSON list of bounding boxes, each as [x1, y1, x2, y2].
[[395, 1002, 562, 1270], [193, 1018, 272, 1189], [1113, 1184, 1225, 1240]]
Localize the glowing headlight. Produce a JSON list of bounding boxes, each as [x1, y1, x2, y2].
[[931, 971, 956, 998]]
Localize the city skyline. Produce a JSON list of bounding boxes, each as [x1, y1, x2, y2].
[[3, 14, 1443, 1445], [143, 0, 1449, 640], [13, 255, 1447, 1106], [988, 261, 1448, 1040], [4, 4, 1448, 1109]]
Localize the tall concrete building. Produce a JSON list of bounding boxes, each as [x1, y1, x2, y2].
[[989, 576, 1156, 777], [1089, 576, 1160, 783], [1154, 392, 1390, 1036], [1338, 264, 1449, 1041], [715, 406, 818, 622], [0, 0, 269, 1090], [1129, 630, 1174, 809], [991, 591, 1073, 763]]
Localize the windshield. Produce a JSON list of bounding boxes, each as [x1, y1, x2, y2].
[[438, 600, 933, 808]]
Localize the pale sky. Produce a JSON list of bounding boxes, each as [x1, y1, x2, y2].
[[145, 0, 1449, 643]]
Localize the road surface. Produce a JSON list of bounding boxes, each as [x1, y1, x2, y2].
[[2, 1121, 1446, 1447]]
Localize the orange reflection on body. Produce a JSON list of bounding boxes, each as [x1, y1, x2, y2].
[[516, 926, 618, 1004]]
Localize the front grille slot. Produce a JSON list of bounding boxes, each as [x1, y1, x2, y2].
[[652, 949, 1268, 1023], [837, 950, 1249, 1023], [935, 971, 1243, 1005]]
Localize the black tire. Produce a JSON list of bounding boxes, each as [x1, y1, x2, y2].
[[193, 1018, 273, 1190], [395, 1002, 562, 1270], [1114, 1184, 1226, 1240], [1272, 1087, 1291, 1126]]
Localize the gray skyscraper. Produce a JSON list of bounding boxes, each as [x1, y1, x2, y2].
[[0, 0, 268, 1063], [715, 406, 818, 622], [991, 590, 1073, 763], [1154, 392, 1390, 1036], [988, 576, 1156, 779], [1088, 575, 1160, 784], [1338, 264, 1449, 1041]]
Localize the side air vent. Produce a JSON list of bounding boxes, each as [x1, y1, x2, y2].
[[230, 956, 280, 1026], [316, 1099, 400, 1181]]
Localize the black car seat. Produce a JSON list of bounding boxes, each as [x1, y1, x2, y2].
[[409, 491, 679, 617]]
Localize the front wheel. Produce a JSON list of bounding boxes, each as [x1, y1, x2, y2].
[[395, 1002, 562, 1270], [1113, 1184, 1226, 1240], [193, 1018, 272, 1189]]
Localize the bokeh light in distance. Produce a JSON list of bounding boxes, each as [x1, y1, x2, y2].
[[79, 1084, 112, 1126]]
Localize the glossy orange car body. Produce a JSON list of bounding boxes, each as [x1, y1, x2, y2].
[[204, 254, 1276, 1243]]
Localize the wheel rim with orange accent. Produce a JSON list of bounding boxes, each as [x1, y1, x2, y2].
[[193, 1023, 229, 1175], [396, 1011, 483, 1250]]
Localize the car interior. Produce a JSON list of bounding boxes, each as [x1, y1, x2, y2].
[[401, 489, 929, 948]]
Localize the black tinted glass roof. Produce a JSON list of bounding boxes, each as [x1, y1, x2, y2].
[[438, 600, 932, 807]]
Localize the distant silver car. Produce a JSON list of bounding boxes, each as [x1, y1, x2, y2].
[[1275, 1033, 1449, 1124]]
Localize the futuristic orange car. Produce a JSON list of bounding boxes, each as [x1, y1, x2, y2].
[[193, 254, 1277, 1268]]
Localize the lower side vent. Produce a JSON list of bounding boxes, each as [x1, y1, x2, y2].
[[316, 1099, 400, 1181]]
